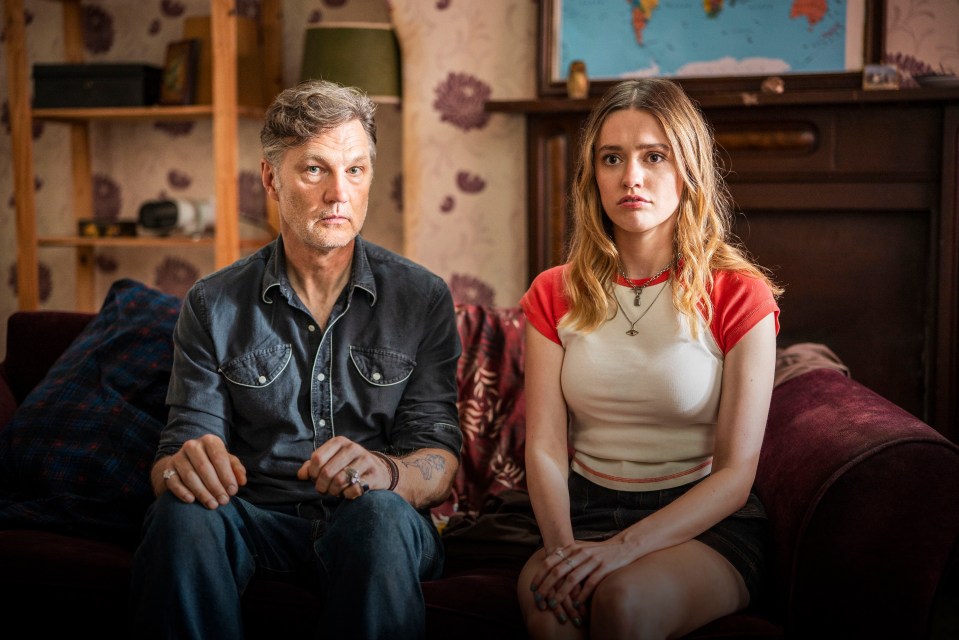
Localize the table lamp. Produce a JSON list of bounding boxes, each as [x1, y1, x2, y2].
[[301, 22, 401, 103]]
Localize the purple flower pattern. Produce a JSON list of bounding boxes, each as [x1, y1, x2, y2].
[[93, 174, 121, 222], [155, 257, 200, 299], [390, 173, 403, 212], [167, 170, 192, 191], [440, 195, 455, 213], [8, 261, 53, 303], [239, 170, 266, 224], [456, 171, 485, 194], [82, 5, 115, 54], [432, 73, 491, 132], [160, 0, 185, 18], [95, 254, 118, 273]]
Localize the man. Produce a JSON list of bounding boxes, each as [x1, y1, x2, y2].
[[130, 80, 463, 639]]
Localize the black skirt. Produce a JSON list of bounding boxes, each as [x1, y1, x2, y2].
[[568, 471, 768, 604]]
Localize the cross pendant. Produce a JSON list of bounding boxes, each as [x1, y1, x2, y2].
[[634, 290, 642, 306]]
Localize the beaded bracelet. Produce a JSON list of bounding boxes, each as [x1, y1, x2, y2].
[[372, 451, 399, 491]]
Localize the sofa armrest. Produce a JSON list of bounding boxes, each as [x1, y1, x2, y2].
[[757, 368, 959, 638], [1, 311, 94, 405]]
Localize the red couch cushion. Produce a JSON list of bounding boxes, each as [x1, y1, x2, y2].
[[431, 304, 528, 526]]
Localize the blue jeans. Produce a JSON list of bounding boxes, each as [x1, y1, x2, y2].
[[129, 490, 444, 639]]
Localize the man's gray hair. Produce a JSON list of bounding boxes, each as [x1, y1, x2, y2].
[[260, 79, 377, 167]]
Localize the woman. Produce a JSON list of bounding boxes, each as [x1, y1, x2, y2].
[[517, 78, 782, 639]]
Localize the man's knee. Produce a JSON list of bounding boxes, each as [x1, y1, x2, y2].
[[321, 491, 438, 568], [142, 492, 243, 548], [332, 490, 421, 535]]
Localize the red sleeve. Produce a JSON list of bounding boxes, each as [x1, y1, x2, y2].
[[708, 270, 781, 355], [519, 266, 570, 345]]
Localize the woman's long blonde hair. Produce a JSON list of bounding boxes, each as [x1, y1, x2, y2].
[[561, 78, 782, 334]]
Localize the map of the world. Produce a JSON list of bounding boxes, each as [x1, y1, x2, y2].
[[555, 0, 864, 81]]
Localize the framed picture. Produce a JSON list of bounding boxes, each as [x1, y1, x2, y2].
[[159, 39, 199, 105], [537, 0, 884, 98]]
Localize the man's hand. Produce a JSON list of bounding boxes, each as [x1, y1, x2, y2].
[[296, 436, 389, 500], [154, 434, 247, 509]]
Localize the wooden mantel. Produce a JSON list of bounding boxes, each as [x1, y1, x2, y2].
[[487, 87, 959, 441]]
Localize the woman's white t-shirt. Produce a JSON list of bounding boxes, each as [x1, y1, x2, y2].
[[520, 265, 780, 492]]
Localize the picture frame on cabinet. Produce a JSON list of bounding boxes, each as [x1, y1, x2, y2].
[[159, 38, 200, 105], [537, 0, 884, 98]]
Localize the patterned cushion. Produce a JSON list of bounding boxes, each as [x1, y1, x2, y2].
[[0, 279, 181, 543], [432, 304, 528, 527]]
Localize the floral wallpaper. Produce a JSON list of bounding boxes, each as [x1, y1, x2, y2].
[[1, 0, 958, 357]]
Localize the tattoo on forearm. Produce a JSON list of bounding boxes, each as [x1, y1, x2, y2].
[[402, 453, 446, 481]]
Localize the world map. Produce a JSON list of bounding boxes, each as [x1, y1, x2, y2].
[[556, 0, 863, 81]]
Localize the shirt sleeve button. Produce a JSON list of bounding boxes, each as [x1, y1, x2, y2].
[[371, 372, 382, 381], [258, 375, 267, 384]]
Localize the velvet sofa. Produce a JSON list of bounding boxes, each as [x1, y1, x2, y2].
[[1, 279, 957, 639]]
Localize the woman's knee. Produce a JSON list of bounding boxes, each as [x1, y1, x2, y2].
[[590, 572, 674, 639]]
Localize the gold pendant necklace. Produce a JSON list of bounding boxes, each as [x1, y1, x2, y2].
[[614, 279, 668, 336]]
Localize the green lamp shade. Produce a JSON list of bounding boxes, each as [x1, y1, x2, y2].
[[301, 23, 401, 103]]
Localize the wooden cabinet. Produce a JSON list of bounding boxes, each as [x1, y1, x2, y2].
[[488, 87, 959, 441], [2, 0, 283, 311]]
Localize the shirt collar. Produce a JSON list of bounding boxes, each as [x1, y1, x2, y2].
[[260, 235, 378, 307]]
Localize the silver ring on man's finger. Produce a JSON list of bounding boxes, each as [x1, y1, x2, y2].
[[162, 469, 177, 480]]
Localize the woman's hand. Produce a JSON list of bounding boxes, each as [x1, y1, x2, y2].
[[529, 538, 641, 626], [530, 536, 639, 626]]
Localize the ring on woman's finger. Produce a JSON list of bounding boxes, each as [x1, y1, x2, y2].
[[564, 558, 574, 568], [553, 548, 566, 560]]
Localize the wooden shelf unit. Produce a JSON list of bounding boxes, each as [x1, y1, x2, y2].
[[3, 0, 283, 311]]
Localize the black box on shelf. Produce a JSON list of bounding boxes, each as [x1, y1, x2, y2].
[[33, 63, 162, 108]]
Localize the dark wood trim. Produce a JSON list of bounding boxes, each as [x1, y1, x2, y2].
[[490, 87, 959, 115], [936, 105, 959, 438]]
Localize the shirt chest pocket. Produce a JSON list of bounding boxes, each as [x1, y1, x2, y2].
[[219, 344, 292, 387], [349, 346, 416, 386]]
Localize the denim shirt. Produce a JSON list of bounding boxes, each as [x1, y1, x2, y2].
[[158, 235, 463, 513]]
